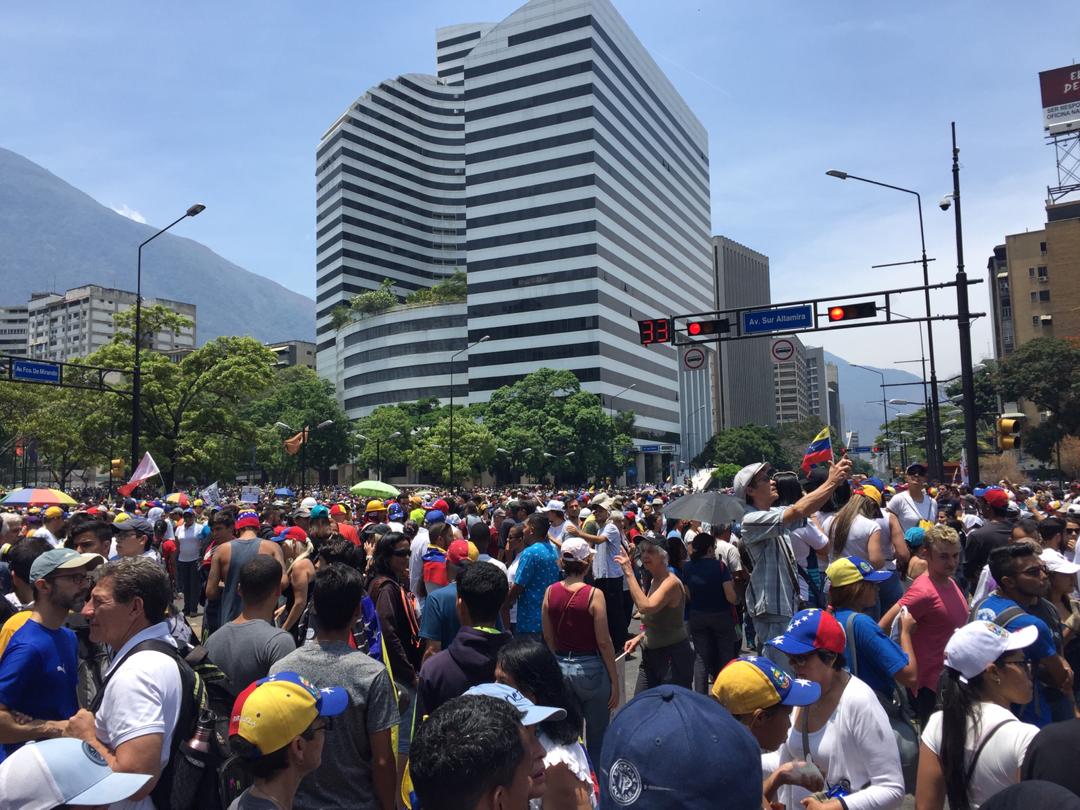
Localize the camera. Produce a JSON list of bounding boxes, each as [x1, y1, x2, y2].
[[939, 195, 953, 211]]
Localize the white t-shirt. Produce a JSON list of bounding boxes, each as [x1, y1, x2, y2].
[[174, 523, 202, 563], [548, 519, 568, 547], [95, 622, 183, 810], [790, 516, 830, 601], [875, 516, 898, 572], [921, 702, 1039, 809], [772, 675, 904, 810], [409, 531, 430, 614], [823, 514, 881, 564], [477, 553, 508, 575], [886, 491, 938, 532], [715, 538, 742, 575], [31, 526, 60, 548], [506, 555, 521, 624]]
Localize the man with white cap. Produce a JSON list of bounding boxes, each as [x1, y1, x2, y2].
[[0, 737, 152, 810], [544, 499, 568, 547], [0, 548, 103, 758], [734, 457, 852, 670]]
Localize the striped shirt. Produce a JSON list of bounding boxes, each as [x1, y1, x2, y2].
[[741, 507, 801, 619]]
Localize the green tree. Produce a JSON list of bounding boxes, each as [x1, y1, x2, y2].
[[694, 424, 788, 470], [349, 279, 398, 317], [407, 415, 495, 483], [404, 269, 466, 305], [709, 462, 742, 487], [776, 417, 828, 471], [243, 366, 353, 485], [996, 337, 1080, 436], [350, 406, 415, 478]]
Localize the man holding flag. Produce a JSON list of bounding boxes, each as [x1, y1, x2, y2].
[[733, 435, 852, 672]]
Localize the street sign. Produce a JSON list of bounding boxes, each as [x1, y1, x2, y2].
[[683, 347, 705, 369], [742, 305, 813, 335], [641, 445, 660, 453], [660, 444, 676, 452], [11, 359, 60, 385], [771, 338, 795, 362], [852, 446, 873, 453]]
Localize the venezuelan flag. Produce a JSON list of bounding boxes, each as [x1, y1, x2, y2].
[[801, 427, 833, 473]]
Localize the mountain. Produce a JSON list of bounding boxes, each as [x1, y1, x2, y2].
[[0, 147, 314, 344], [826, 351, 926, 448]]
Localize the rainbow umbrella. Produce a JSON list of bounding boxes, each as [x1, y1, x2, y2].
[[0, 487, 77, 507], [165, 493, 191, 508]]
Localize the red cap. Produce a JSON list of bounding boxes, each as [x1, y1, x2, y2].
[[329, 504, 349, 517], [984, 488, 1009, 509], [447, 539, 471, 565], [433, 499, 450, 513]]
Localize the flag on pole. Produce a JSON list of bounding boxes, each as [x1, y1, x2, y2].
[[117, 452, 160, 497], [284, 429, 307, 456], [801, 427, 833, 474]]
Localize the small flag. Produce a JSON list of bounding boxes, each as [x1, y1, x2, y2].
[[118, 452, 160, 496], [801, 427, 833, 474], [284, 429, 307, 456]]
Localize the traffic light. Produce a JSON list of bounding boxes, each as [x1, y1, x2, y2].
[[686, 319, 730, 337], [110, 458, 124, 478], [637, 318, 672, 346], [996, 414, 1026, 451], [826, 301, 877, 322]]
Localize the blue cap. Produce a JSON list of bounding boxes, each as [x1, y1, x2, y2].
[[388, 503, 404, 520], [426, 509, 445, 524], [309, 504, 330, 520], [766, 608, 847, 656], [598, 685, 761, 810], [864, 477, 884, 491], [904, 526, 926, 547]]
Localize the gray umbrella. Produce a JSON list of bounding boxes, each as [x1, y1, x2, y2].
[[661, 491, 747, 526]]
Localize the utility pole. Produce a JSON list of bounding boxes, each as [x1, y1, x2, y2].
[[951, 122, 980, 486]]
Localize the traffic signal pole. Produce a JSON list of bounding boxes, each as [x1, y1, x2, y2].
[[951, 123, 981, 486]]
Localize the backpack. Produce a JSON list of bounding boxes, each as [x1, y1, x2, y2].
[[93, 638, 247, 809]]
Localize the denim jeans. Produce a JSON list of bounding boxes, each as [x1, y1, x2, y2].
[[176, 560, 200, 616], [634, 637, 694, 695], [558, 652, 611, 763]]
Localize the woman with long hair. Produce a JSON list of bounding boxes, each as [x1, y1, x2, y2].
[[683, 532, 738, 694], [366, 530, 422, 758], [1041, 547, 1080, 703], [618, 537, 693, 693], [541, 537, 618, 762], [496, 638, 597, 809], [766, 608, 904, 810], [915, 621, 1041, 810], [775, 471, 830, 609]]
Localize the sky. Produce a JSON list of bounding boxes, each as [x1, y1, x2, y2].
[[2, 1, 1077, 379]]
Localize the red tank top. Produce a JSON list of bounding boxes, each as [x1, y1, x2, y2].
[[547, 582, 598, 652]]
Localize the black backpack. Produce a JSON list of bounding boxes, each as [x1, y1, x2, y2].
[[93, 638, 249, 809]]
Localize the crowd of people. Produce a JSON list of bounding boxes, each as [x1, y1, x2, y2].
[[0, 462, 1079, 809]]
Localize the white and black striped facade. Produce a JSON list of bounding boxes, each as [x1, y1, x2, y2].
[[317, 0, 714, 444]]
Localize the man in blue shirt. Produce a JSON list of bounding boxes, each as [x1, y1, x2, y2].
[[0, 548, 104, 757], [503, 513, 558, 639], [972, 542, 1073, 725]]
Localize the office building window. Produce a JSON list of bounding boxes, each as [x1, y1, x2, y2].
[[1033, 315, 1040, 327], [1030, 291, 1037, 302], [1039, 290, 1050, 302], [1040, 241, 1047, 254], [1029, 267, 1036, 278], [1037, 266, 1048, 280]]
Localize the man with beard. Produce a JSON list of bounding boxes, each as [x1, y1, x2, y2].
[[0, 548, 103, 758]]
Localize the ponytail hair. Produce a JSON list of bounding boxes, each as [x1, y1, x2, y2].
[[938, 665, 985, 810]]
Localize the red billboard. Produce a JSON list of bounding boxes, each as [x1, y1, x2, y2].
[[1039, 64, 1080, 132]]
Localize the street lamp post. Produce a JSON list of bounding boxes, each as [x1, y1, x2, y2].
[[357, 431, 401, 481], [131, 203, 205, 472], [448, 335, 489, 488], [276, 420, 334, 496], [827, 170, 943, 481], [850, 364, 892, 473]]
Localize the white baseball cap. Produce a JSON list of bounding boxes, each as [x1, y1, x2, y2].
[[561, 537, 591, 562], [733, 462, 771, 502], [464, 682, 566, 726], [300, 496, 318, 510], [0, 738, 151, 810], [1041, 547, 1080, 575], [944, 621, 1039, 683], [545, 499, 565, 513]]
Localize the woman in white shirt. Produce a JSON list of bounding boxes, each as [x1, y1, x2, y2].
[[916, 621, 1041, 810], [765, 608, 904, 810]]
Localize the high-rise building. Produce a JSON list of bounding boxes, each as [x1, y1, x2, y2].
[[0, 305, 28, 357], [317, 0, 713, 472], [773, 335, 810, 424], [711, 236, 775, 430], [988, 198, 1080, 359], [26, 285, 196, 363], [825, 361, 842, 439]]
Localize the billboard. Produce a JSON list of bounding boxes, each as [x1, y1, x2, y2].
[[1039, 64, 1080, 133]]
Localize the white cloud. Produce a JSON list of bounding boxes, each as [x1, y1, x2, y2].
[[110, 203, 147, 224]]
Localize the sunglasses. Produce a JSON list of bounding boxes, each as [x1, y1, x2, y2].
[[998, 657, 1033, 674], [49, 571, 90, 585]]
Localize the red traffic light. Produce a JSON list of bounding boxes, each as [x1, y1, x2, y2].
[[686, 319, 729, 337], [826, 301, 877, 322]]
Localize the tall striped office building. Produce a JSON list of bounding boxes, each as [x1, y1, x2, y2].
[[317, 0, 713, 447]]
